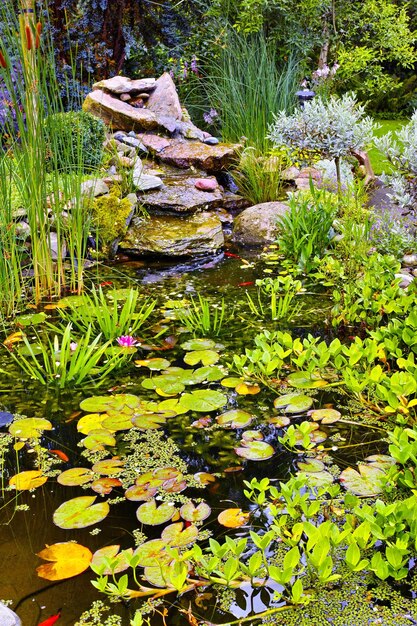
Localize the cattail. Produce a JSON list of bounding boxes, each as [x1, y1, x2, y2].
[[25, 25, 32, 50], [0, 50, 7, 69], [35, 22, 42, 49]]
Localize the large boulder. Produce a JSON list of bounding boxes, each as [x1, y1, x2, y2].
[[233, 201, 289, 245], [93, 76, 156, 94], [119, 212, 224, 257], [83, 90, 159, 132], [156, 139, 241, 171], [146, 72, 183, 121]]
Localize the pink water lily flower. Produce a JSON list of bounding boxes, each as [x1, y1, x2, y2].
[[116, 335, 138, 348]]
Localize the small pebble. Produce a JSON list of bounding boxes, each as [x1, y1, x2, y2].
[[204, 137, 219, 145], [195, 178, 218, 192]]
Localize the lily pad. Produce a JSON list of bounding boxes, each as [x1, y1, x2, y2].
[[161, 522, 199, 547], [235, 440, 275, 461], [269, 415, 291, 427], [364, 454, 396, 470], [80, 394, 141, 414], [221, 377, 244, 388], [36, 542, 92, 581], [297, 459, 325, 473], [287, 371, 327, 389], [157, 398, 189, 416], [308, 408, 341, 424], [236, 382, 261, 395], [180, 501, 211, 522], [91, 545, 133, 575], [194, 472, 216, 485], [218, 508, 249, 528], [178, 390, 227, 413], [91, 477, 122, 495], [101, 413, 134, 431], [9, 470, 47, 490], [125, 483, 158, 501], [133, 539, 169, 567], [15, 312, 47, 326], [339, 465, 385, 497], [299, 470, 334, 487], [77, 413, 108, 435], [106, 288, 135, 300], [143, 565, 175, 588], [53, 496, 110, 529], [131, 411, 170, 430], [136, 498, 176, 525], [193, 365, 225, 382], [184, 350, 220, 366], [82, 429, 116, 451], [9, 417, 53, 439], [135, 358, 171, 371], [92, 458, 124, 476], [57, 467, 94, 486], [273, 393, 313, 414], [217, 409, 253, 429], [57, 295, 89, 308], [180, 338, 216, 351], [241, 430, 263, 441]]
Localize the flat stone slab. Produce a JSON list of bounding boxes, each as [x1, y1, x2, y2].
[[93, 76, 156, 94], [0, 604, 22, 626], [119, 212, 224, 257], [83, 90, 158, 133], [141, 176, 222, 213], [233, 201, 290, 245], [157, 140, 241, 171]]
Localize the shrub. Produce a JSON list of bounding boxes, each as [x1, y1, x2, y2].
[[44, 110, 105, 171]]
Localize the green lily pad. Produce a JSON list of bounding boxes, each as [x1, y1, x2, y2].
[[161, 522, 199, 547], [9, 417, 53, 439], [136, 498, 176, 525], [193, 365, 225, 382], [339, 464, 385, 497], [77, 413, 108, 435], [184, 350, 220, 366], [298, 470, 334, 487], [273, 393, 313, 414], [101, 413, 134, 431], [131, 412, 170, 430], [135, 358, 171, 371], [235, 440, 275, 461], [106, 288, 136, 300], [221, 377, 244, 388], [308, 408, 341, 424], [297, 459, 325, 473], [287, 371, 327, 389], [217, 410, 253, 429], [81, 429, 116, 450], [180, 338, 216, 351], [178, 390, 227, 413], [17, 343, 44, 356], [57, 467, 94, 486], [142, 376, 185, 395], [157, 398, 189, 416], [91, 459, 124, 475], [269, 415, 291, 427], [15, 312, 47, 326], [180, 501, 211, 522], [293, 427, 327, 446], [91, 545, 133, 575], [133, 539, 169, 567], [53, 496, 110, 529], [80, 394, 141, 413], [241, 430, 263, 441], [57, 295, 89, 308], [364, 454, 396, 470], [143, 565, 175, 588]]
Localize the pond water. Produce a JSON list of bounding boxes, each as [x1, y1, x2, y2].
[[0, 250, 390, 626]]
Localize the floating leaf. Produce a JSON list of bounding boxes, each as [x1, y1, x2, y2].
[[161, 522, 198, 547], [273, 393, 313, 414], [53, 496, 110, 529], [91, 477, 122, 495], [9, 470, 47, 490], [101, 413, 133, 431], [80, 394, 141, 414], [180, 501, 211, 522], [77, 413, 107, 435], [184, 350, 220, 366], [106, 288, 134, 300], [269, 415, 291, 427], [218, 508, 249, 528], [15, 312, 47, 326], [131, 411, 170, 430], [82, 429, 116, 450], [181, 338, 216, 351], [9, 417, 52, 439], [0, 411, 14, 427], [135, 358, 171, 371], [178, 390, 227, 413], [241, 430, 263, 441], [308, 408, 341, 424], [236, 382, 261, 395], [193, 366, 225, 382], [287, 371, 327, 389], [125, 483, 158, 501], [36, 542, 92, 580], [298, 470, 334, 487], [57, 467, 94, 486], [235, 440, 275, 461], [221, 377, 244, 388], [91, 545, 133, 575], [339, 465, 385, 497], [194, 472, 216, 486], [133, 539, 169, 567], [364, 455, 396, 470], [92, 458, 124, 476], [136, 498, 176, 525], [217, 409, 253, 429], [143, 565, 175, 588], [157, 398, 189, 416], [57, 295, 89, 308], [297, 459, 325, 473]]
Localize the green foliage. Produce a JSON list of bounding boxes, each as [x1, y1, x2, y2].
[[172, 294, 227, 337], [89, 194, 133, 255], [44, 111, 105, 171], [245, 275, 302, 321], [276, 184, 337, 272], [233, 147, 286, 204]]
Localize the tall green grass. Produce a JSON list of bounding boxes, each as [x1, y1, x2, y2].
[[204, 31, 300, 151]]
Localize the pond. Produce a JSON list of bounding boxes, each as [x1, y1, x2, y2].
[[0, 250, 413, 626]]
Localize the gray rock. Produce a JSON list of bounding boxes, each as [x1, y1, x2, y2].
[[157, 139, 241, 171], [395, 272, 414, 288], [133, 172, 164, 192], [0, 604, 22, 626], [118, 135, 148, 152], [233, 201, 290, 245], [176, 120, 206, 141], [80, 179, 110, 197], [141, 176, 223, 213], [119, 212, 224, 257], [281, 165, 300, 180], [146, 72, 182, 121], [113, 131, 127, 141], [204, 136, 220, 145], [120, 93, 132, 102], [49, 232, 67, 261], [403, 254, 417, 267], [93, 76, 156, 94]]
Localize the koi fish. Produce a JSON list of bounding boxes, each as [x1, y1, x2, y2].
[[238, 281, 254, 287], [38, 610, 61, 626], [99, 281, 113, 286], [224, 252, 241, 259], [50, 449, 69, 462]]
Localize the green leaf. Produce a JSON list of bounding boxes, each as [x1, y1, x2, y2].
[[217, 409, 253, 429], [57, 467, 94, 486], [161, 522, 199, 547], [178, 390, 227, 412], [180, 338, 216, 351], [180, 501, 211, 522], [235, 440, 275, 461], [308, 408, 341, 424], [15, 312, 47, 326], [339, 464, 385, 497], [9, 417, 53, 439], [80, 394, 141, 413], [53, 496, 110, 529], [287, 371, 327, 389], [273, 393, 313, 413], [136, 498, 176, 525], [184, 350, 220, 366], [133, 539, 170, 567]]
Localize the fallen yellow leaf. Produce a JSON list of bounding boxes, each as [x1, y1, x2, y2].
[[36, 542, 92, 580]]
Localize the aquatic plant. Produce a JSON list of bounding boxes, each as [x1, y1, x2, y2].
[[233, 146, 286, 205], [116, 335, 138, 348], [172, 293, 227, 337], [245, 275, 302, 322]]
